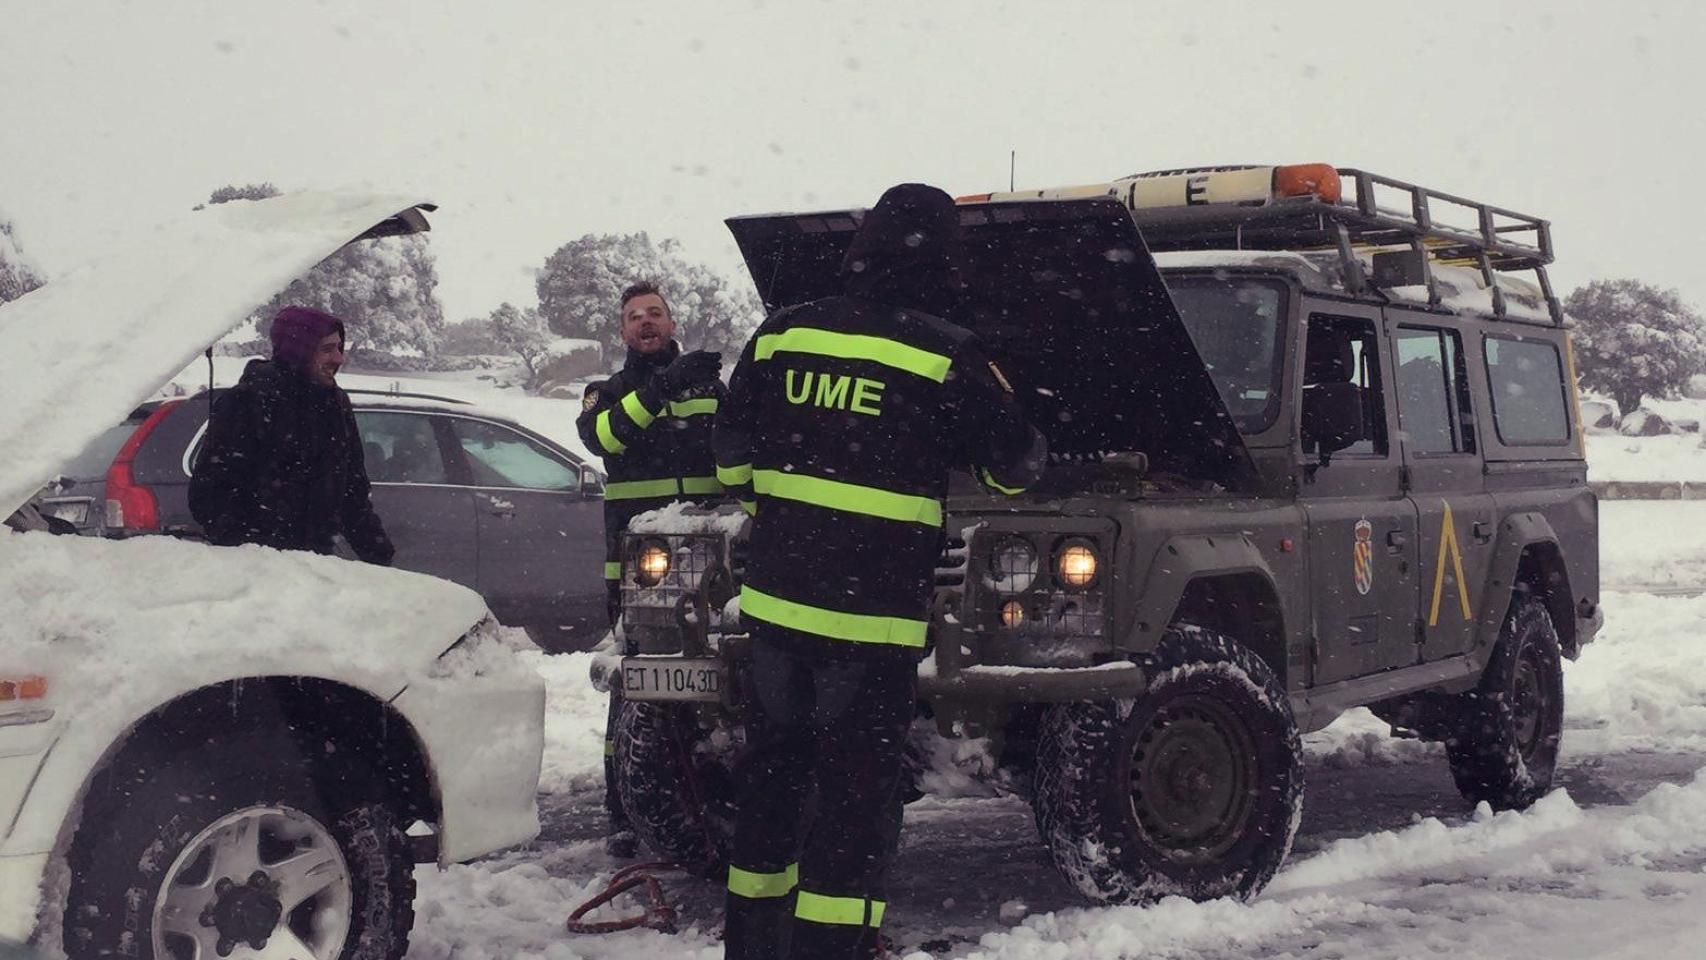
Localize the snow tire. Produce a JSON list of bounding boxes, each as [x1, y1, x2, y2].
[[1444, 595, 1564, 811], [1032, 623, 1304, 905], [612, 701, 737, 873], [64, 730, 415, 960]]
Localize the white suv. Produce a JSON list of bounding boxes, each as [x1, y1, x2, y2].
[[0, 194, 546, 960]]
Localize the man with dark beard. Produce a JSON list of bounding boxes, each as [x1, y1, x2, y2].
[[577, 280, 726, 856]]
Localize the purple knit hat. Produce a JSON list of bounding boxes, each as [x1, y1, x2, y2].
[[269, 306, 346, 371]]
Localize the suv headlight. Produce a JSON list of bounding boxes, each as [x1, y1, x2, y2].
[[635, 538, 671, 586], [990, 537, 1039, 593], [1055, 539, 1100, 591]]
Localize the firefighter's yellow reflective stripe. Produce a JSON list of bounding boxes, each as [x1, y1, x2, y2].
[[718, 462, 754, 486], [980, 467, 1027, 496], [621, 390, 659, 429], [670, 398, 719, 417], [794, 890, 886, 927], [603, 477, 722, 500], [755, 328, 952, 383], [681, 476, 724, 495], [753, 469, 941, 527], [727, 863, 799, 899], [604, 478, 682, 500], [740, 586, 927, 648], [603, 561, 622, 580], [739, 500, 757, 516], [595, 410, 626, 455]]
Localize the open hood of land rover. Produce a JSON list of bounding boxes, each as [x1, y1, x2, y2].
[[726, 197, 1254, 484], [0, 192, 434, 517]]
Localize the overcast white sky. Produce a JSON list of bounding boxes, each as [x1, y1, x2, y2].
[[3, 0, 1703, 323]]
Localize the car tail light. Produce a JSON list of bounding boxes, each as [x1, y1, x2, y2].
[[104, 400, 180, 533]]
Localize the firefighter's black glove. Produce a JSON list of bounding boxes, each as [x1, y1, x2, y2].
[[655, 350, 723, 395]]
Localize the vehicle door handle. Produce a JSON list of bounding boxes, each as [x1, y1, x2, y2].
[[1386, 530, 1407, 554], [1472, 521, 1493, 544]]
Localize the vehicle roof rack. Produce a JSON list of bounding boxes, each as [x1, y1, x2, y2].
[[970, 165, 1564, 325]]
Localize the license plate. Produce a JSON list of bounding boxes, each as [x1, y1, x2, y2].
[[620, 657, 725, 702], [46, 501, 88, 525]]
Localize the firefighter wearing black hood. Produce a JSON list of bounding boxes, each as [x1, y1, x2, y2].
[[715, 184, 1046, 960], [577, 280, 726, 856]]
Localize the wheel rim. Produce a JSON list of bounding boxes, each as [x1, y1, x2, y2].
[[1511, 641, 1552, 762], [1128, 695, 1258, 864], [152, 805, 352, 960]]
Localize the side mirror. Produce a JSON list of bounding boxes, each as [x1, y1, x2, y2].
[[580, 468, 605, 498], [1302, 382, 1368, 455]]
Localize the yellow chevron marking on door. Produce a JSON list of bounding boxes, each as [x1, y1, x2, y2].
[[1428, 500, 1474, 627]]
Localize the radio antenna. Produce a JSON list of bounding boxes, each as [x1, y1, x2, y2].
[[1009, 150, 1016, 191]]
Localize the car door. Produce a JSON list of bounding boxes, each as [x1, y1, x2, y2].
[[1386, 316, 1499, 663], [353, 410, 479, 588], [1297, 307, 1421, 685], [442, 415, 605, 629]]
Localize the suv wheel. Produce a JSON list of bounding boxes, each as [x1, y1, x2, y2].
[[1031, 623, 1304, 905], [65, 731, 415, 960], [1444, 596, 1564, 811], [612, 701, 737, 872]]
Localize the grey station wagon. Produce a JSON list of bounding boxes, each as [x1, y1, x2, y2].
[[100, 389, 608, 649]]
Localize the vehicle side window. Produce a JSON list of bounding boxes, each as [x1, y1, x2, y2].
[[1303, 314, 1387, 456], [1483, 336, 1571, 445], [356, 412, 449, 484], [450, 419, 579, 491], [1395, 327, 1476, 454]]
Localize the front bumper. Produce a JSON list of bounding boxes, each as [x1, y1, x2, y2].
[[391, 673, 546, 864]]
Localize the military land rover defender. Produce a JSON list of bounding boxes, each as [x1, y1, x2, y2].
[[593, 164, 1601, 906]]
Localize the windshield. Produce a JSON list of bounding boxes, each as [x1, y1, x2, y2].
[[1164, 275, 1288, 433], [57, 413, 149, 481]]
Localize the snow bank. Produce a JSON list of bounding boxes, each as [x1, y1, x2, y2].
[[1564, 589, 1706, 752], [520, 649, 613, 794]]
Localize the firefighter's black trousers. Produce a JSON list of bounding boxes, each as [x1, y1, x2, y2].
[[724, 634, 916, 960]]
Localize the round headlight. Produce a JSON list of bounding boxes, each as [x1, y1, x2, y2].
[[1000, 599, 1027, 628], [990, 538, 1039, 593], [635, 539, 672, 587], [1056, 542, 1099, 590]]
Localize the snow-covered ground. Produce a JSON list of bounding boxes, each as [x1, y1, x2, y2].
[[400, 501, 1706, 960]]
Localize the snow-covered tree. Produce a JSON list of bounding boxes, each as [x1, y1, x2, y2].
[[205, 183, 446, 357], [535, 233, 763, 357], [487, 301, 552, 380], [1566, 279, 1706, 416], [0, 209, 46, 304]]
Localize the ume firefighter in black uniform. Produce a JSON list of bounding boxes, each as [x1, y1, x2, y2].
[[715, 184, 1045, 959], [577, 280, 725, 855]]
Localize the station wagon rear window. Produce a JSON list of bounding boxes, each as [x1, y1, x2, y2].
[[1483, 336, 1571, 445], [1165, 276, 1288, 433]]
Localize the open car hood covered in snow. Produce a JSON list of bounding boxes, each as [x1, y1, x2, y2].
[[0, 192, 435, 517], [726, 197, 1254, 485]]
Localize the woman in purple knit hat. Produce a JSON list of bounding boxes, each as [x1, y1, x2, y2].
[[188, 306, 394, 564]]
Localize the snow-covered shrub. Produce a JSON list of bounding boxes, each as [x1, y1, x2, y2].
[[1567, 279, 1706, 417]]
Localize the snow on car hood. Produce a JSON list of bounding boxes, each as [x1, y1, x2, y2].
[[0, 530, 505, 714], [0, 192, 433, 517]]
